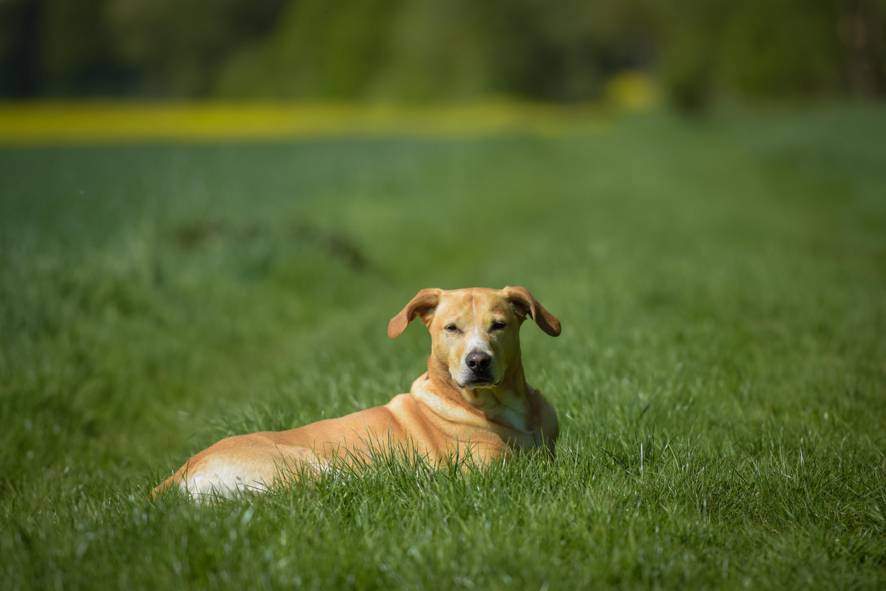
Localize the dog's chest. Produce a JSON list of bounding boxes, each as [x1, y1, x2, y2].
[[484, 397, 544, 449], [489, 404, 531, 434]]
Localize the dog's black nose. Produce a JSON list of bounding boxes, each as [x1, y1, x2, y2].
[[466, 350, 492, 372]]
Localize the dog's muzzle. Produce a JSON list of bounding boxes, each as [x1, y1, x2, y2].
[[463, 349, 494, 385]]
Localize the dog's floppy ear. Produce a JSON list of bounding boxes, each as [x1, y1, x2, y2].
[[503, 286, 561, 336], [387, 288, 442, 338]]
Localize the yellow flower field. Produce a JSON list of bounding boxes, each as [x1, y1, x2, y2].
[[0, 101, 607, 144], [0, 74, 658, 144]]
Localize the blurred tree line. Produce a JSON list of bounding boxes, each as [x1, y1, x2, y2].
[[1, 0, 884, 108]]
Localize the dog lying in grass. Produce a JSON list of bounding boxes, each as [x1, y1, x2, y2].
[[154, 286, 561, 498]]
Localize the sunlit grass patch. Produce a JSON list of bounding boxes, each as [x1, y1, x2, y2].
[[1, 105, 884, 589]]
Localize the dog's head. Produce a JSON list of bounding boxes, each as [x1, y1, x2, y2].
[[388, 286, 560, 388]]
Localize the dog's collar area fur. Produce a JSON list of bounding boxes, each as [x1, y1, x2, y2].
[[410, 372, 534, 436]]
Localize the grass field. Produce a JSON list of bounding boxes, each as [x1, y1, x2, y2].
[[1, 104, 885, 589]]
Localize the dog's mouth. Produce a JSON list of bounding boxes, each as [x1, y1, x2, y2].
[[460, 376, 499, 389]]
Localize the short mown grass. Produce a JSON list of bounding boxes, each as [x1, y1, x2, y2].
[[1, 105, 885, 589]]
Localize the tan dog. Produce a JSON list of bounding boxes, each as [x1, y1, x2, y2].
[[154, 286, 561, 498]]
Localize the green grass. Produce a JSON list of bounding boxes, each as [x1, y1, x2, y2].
[[1, 105, 885, 589]]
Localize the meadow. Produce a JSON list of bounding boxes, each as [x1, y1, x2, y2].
[[1, 104, 885, 589]]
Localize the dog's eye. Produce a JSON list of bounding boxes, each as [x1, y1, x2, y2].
[[444, 323, 460, 333], [490, 320, 507, 331]]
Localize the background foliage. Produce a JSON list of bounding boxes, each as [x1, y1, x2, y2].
[[1, 0, 885, 108]]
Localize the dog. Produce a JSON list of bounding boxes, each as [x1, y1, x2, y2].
[[153, 286, 561, 498]]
